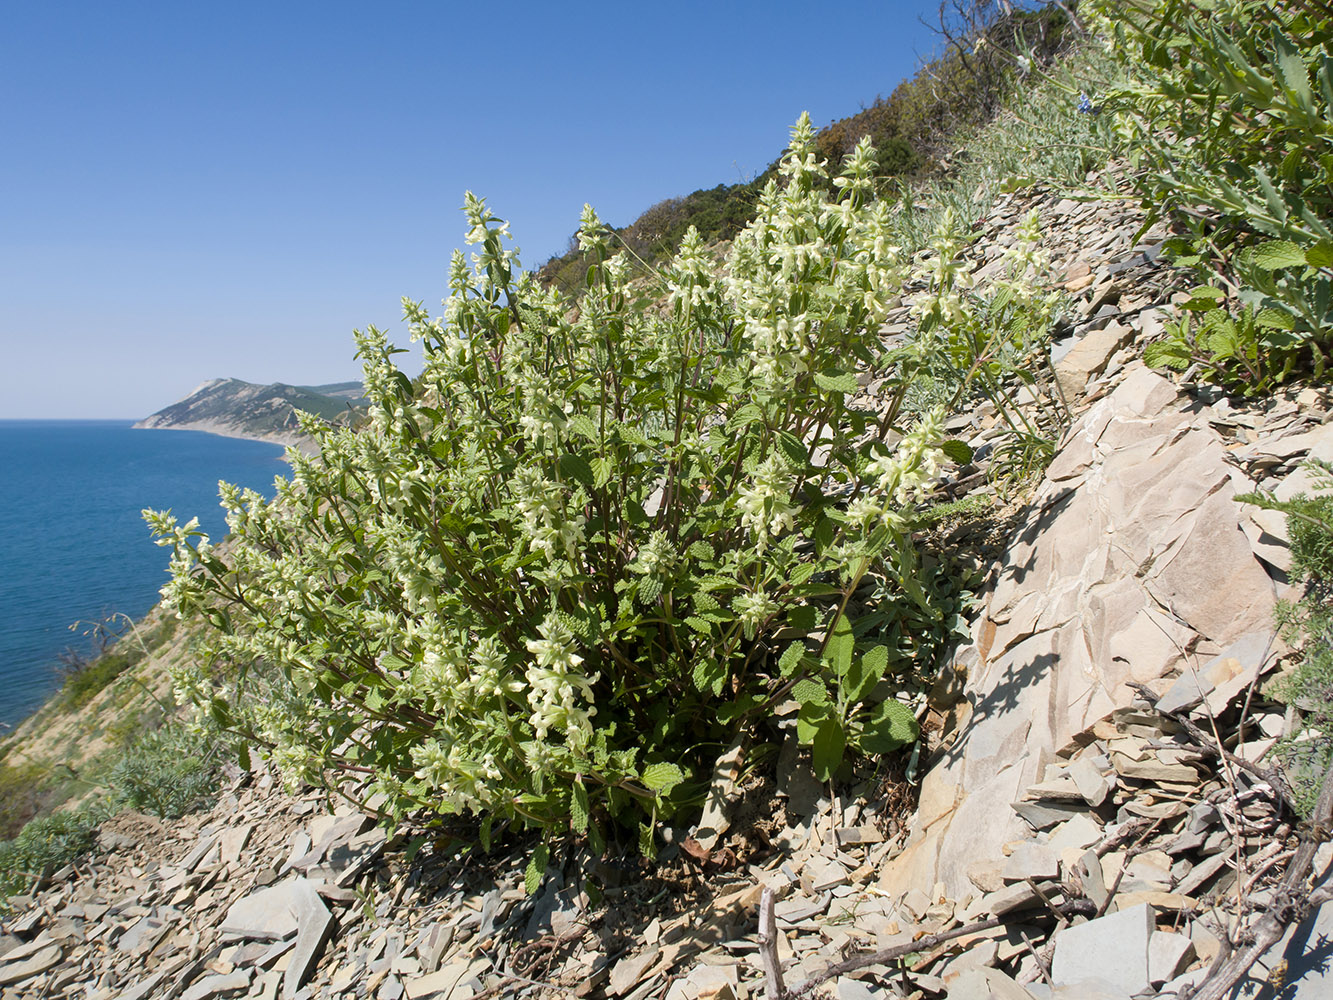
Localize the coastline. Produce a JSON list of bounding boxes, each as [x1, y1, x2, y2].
[[132, 419, 320, 457]]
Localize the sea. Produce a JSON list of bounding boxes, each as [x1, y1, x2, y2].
[[0, 421, 287, 730]]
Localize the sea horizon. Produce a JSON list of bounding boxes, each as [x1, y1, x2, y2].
[[0, 420, 286, 729]]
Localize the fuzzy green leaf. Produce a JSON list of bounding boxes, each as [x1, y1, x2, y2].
[[845, 644, 890, 705], [1306, 240, 1333, 269], [641, 762, 685, 792], [571, 782, 590, 834], [567, 415, 598, 441], [1251, 240, 1308, 272], [815, 370, 859, 394], [826, 615, 854, 677], [779, 641, 807, 678], [859, 700, 920, 755], [525, 843, 550, 896], [811, 716, 847, 782], [792, 677, 829, 707], [559, 453, 595, 487], [939, 439, 974, 465], [1143, 340, 1192, 371]]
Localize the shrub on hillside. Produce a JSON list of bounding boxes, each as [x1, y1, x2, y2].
[[150, 119, 950, 854], [108, 723, 221, 820], [1098, 0, 1333, 386], [0, 805, 103, 902]]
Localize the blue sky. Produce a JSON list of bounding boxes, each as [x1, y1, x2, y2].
[[1, 2, 943, 418]]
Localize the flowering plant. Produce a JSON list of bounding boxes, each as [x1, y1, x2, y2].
[[148, 117, 942, 852]]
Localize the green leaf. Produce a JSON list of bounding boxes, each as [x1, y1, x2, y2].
[[844, 644, 889, 705], [1143, 339, 1192, 371], [811, 716, 847, 782], [567, 414, 598, 441], [788, 563, 815, 587], [726, 403, 764, 433], [775, 430, 808, 466], [1250, 240, 1308, 271], [692, 658, 726, 695], [796, 698, 835, 744], [1306, 241, 1333, 269], [559, 453, 595, 487], [525, 843, 550, 896], [592, 456, 614, 489], [1254, 308, 1296, 331], [858, 700, 920, 755], [939, 439, 974, 465], [687, 539, 715, 561], [641, 762, 685, 793], [638, 820, 656, 859], [792, 677, 829, 707], [815, 370, 859, 394], [786, 605, 819, 632], [779, 642, 807, 677], [1181, 286, 1226, 310], [571, 782, 590, 834], [826, 614, 854, 677]]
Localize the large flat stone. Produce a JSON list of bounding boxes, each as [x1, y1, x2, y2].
[[882, 367, 1281, 898], [1051, 903, 1155, 996]]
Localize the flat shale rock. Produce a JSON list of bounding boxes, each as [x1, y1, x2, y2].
[[880, 365, 1281, 898]]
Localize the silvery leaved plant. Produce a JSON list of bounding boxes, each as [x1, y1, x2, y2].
[[147, 116, 944, 858]]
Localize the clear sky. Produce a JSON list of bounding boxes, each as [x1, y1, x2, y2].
[[1, 2, 943, 419]]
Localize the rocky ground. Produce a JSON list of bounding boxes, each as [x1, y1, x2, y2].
[[4, 170, 1332, 999]]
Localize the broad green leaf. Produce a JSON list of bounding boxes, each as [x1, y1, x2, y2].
[[859, 700, 920, 755], [826, 615, 854, 677], [792, 677, 829, 707], [786, 605, 818, 632], [641, 762, 685, 792], [1250, 240, 1308, 271], [844, 644, 889, 705], [567, 414, 598, 440], [775, 430, 808, 466], [524, 843, 550, 896], [559, 453, 595, 487], [779, 641, 807, 677], [685, 616, 713, 634], [692, 658, 726, 695], [1181, 286, 1226, 310], [939, 439, 974, 465], [815, 370, 859, 394], [811, 716, 847, 782], [1306, 240, 1333, 269], [571, 781, 590, 834]]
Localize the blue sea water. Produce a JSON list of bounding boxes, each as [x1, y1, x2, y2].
[[0, 421, 287, 729]]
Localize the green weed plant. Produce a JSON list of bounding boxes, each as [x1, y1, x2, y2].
[[1094, 0, 1333, 386], [1240, 459, 1333, 816], [148, 120, 986, 858]]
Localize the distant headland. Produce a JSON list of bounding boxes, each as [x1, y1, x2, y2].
[[134, 378, 365, 451]]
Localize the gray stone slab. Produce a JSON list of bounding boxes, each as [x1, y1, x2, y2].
[[1051, 902, 1155, 996], [0, 943, 61, 985], [221, 878, 316, 941], [281, 882, 334, 1000], [1148, 931, 1195, 985]]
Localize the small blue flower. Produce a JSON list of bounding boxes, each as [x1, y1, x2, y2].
[[1077, 93, 1095, 115]]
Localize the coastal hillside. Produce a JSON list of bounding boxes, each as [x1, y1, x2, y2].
[[134, 378, 365, 448], [4, 3, 1332, 999]]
